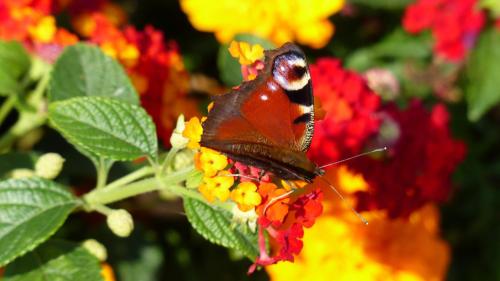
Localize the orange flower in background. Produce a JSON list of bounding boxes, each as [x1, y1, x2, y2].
[[267, 167, 450, 281], [180, 0, 345, 48]]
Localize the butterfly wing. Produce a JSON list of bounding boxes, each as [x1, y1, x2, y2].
[[201, 43, 318, 181]]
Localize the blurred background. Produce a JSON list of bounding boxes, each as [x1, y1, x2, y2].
[[1, 0, 499, 280]]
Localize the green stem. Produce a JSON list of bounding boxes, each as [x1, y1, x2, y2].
[[0, 95, 16, 125], [0, 68, 50, 152], [84, 167, 198, 206], [161, 147, 179, 171], [104, 166, 154, 191], [96, 158, 109, 189]]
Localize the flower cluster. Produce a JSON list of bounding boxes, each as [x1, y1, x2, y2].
[[180, 0, 345, 48], [351, 101, 466, 218], [0, 0, 197, 146], [267, 166, 450, 281], [308, 58, 381, 166], [0, 0, 78, 60], [403, 0, 485, 61]]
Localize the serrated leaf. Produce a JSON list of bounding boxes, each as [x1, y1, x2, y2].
[[49, 96, 158, 161], [466, 29, 500, 121], [3, 240, 103, 281], [0, 178, 78, 266], [217, 34, 275, 87], [183, 198, 259, 259], [48, 43, 138, 104]]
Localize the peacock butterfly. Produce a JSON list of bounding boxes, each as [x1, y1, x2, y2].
[[201, 43, 324, 182]]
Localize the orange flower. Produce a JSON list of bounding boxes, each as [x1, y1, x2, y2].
[[231, 182, 262, 211], [257, 182, 290, 223], [183, 117, 203, 149], [194, 147, 228, 177], [228, 41, 264, 65], [198, 170, 234, 202], [267, 167, 450, 281], [101, 263, 116, 281]]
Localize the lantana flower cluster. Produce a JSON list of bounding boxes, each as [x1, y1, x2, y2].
[[180, 0, 345, 48], [182, 42, 325, 271], [403, 0, 485, 61], [0, 0, 197, 145]]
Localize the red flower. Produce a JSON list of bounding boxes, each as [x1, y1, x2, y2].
[[403, 0, 485, 61], [351, 101, 466, 218], [308, 58, 381, 166]]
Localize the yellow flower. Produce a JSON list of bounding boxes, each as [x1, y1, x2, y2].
[[180, 0, 345, 48], [267, 166, 450, 281], [195, 147, 228, 177], [101, 263, 116, 281], [183, 117, 203, 149], [28, 16, 56, 43], [231, 182, 262, 212], [228, 41, 264, 65], [198, 170, 234, 202]]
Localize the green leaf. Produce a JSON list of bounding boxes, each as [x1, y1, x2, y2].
[[49, 96, 158, 161], [466, 29, 500, 121], [0, 178, 78, 266], [183, 198, 259, 259], [0, 41, 30, 79], [346, 28, 432, 71], [217, 34, 275, 87], [348, 0, 413, 9], [3, 240, 103, 281], [0, 41, 30, 96], [49, 43, 139, 104]]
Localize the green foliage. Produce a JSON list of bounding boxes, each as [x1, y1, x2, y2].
[[0, 178, 78, 266], [348, 0, 413, 9], [3, 240, 103, 281], [183, 198, 259, 259], [0, 41, 30, 96], [48, 43, 139, 104], [217, 34, 274, 86], [346, 28, 432, 71], [465, 28, 500, 121], [48, 96, 158, 161]]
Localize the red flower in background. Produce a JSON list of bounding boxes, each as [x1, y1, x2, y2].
[[352, 101, 466, 218], [308, 58, 381, 166], [403, 0, 485, 61]]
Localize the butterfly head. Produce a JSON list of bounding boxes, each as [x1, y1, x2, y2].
[[272, 49, 311, 92]]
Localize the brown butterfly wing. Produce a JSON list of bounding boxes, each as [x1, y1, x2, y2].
[[201, 43, 318, 181]]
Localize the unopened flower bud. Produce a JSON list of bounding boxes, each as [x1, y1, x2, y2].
[[107, 209, 134, 237], [231, 204, 258, 232], [170, 115, 189, 149], [173, 149, 195, 170], [82, 239, 107, 261], [35, 153, 65, 179], [10, 169, 35, 179]]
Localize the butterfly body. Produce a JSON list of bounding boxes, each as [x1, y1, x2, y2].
[[201, 43, 322, 182]]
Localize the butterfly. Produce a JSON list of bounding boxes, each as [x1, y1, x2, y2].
[[200, 43, 323, 183]]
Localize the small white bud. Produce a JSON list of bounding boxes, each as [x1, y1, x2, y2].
[[35, 153, 65, 179], [107, 209, 134, 237], [231, 204, 258, 232], [10, 169, 35, 179], [170, 115, 189, 149], [82, 239, 107, 261]]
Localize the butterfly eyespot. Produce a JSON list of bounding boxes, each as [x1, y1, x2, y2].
[[272, 52, 311, 91]]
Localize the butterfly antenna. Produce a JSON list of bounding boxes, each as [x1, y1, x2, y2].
[[316, 175, 369, 225], [223, 174, 261, 181], [263, 189, 295, 216], [319, 147, 387, 169]]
